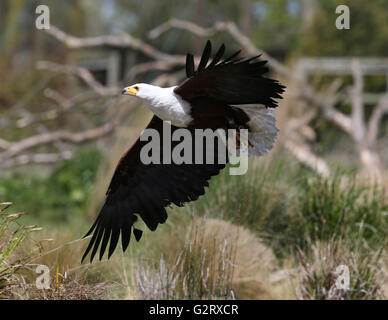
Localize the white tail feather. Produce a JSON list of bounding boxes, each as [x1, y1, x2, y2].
[[235, 106, 279, 157]]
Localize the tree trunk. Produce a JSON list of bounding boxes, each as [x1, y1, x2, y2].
[[359, 145, 381, 176]]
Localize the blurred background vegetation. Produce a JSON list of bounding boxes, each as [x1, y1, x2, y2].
[[0, 0, 387, 299]]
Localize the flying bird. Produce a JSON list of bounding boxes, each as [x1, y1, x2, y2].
[[82, 40, 285, 262]]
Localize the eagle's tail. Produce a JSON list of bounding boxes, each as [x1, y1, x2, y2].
[[233, 105, 279, 157]]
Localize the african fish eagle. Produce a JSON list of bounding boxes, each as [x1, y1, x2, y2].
[[82, 40, 285, 262]]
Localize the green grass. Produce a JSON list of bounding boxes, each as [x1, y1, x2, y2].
[[290, 176, 388, 250], [0, 148, 103, 226]]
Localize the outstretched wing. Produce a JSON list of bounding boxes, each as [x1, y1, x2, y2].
[[82, 116, 226, 262], [174, 40, 285, 108]]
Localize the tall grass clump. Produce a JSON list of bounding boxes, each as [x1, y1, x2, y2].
[[12, 228, 119, 300], [295, 237, 384, 300], [0, 202, 39, 298], [0, 202, 113, 299], [130, 217, 278, 299], [288, 175, 388, 251]]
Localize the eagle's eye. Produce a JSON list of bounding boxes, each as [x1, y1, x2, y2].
[[134, 86, 139, 91]]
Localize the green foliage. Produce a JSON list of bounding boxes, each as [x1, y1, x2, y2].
[[297, 0, 388, 56], [0, 148, 103, 224], [251, 0, 303, 55]]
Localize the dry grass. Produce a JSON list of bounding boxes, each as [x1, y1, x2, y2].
[[1, 225, 116, 300], [9, 274, 109, 300], [379, 251, 388, 298], [129, 217, 280, 299], [294, 238, 384, 300]]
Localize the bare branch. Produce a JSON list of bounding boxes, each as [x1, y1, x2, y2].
[[148, 18, 290, 76], [287, 109, 317, 131], [284, 139, 330, 178], [299, 126, 317, 142], [350, 58, 366, 142], [14, 90, 99, 129], [367, 93, 388, 144], [0, 152, 73, 169], [321, 105, 353, 134], [45, 25, 185, 63], [124, 60, 176, 82], [36, 61, 119, 96], [1, 122, 116, 160], [0, 138, 11, 150], [301, 80, 353, 134]]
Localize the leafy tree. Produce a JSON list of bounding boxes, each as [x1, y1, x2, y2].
[[296, 0, 388, 56]]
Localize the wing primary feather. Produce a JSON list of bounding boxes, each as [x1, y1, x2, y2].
[[81, 224, 100, 262], [82, 202, 110, 262], [241, 54, 262, 64], [221, 49, 241, 64], [121, 218, 132, 252], [133, 228, 143, 242], [89, 224, 105, 263], [107, 219, 121, 259], [119, 203, 134, 252], [82, 116, 233, 262], [208, 43, 225, 68], [197, 40, 212, 72], [186, 54, 195, 78], [108, 228, 120, 259], [98, 228, 111, 261], [107, 205, 122, 259], [98, 221, 113, 261], [82, 211, 102, 238]]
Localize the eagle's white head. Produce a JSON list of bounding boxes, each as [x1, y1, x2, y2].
[[121, 83, 192, 127], [122, 83, 162, 101]]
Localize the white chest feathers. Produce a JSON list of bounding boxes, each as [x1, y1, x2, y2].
[[138, 86, 193, 127]]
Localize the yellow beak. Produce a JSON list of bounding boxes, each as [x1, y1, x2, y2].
[[122, 86, 138, 96]]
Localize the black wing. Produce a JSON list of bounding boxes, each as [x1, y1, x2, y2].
[[82, 116, 226, 262], [174, 40, 285, 108]]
